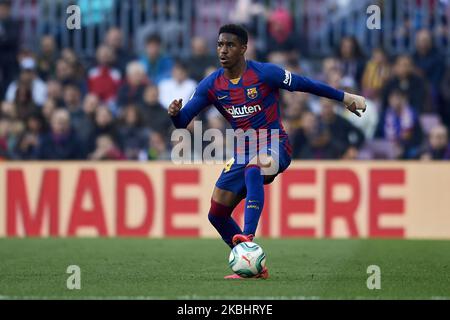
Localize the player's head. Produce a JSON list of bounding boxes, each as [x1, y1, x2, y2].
[[217, 24, 248, 68]]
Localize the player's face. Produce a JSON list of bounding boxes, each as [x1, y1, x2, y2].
[[217, 33, 246, 69]]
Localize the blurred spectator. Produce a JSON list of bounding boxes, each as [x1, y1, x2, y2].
[[140, 84, 172, 138], [392, 13, 413, 49], [13, 81, 38, 121], [381, 55, 430, 114], [42, 98, 57, 124], [89, 134, 125, 161], [62, 83, 91, 157], [326, 68, 343, 89], [140, 33, 173, 84], [14, 112, 46, 159], [55, 59, 77, 86], [317, 57, 340, 83], [413, 29, 444, 97], [36, 35, 58, 81], [229, 0, 266, 35], [83, 93, 100, 116], [46, 79, 64, 106], [35, 108, 82, 160], [118, 104, 149, 160], [63, 83, 82, 113], [104, 27, 135, 75], [361, 48, 391, 101], [6, 57, 47, 107], [1, 100, 14, 118], [147, 131, 171, 160], [87, 45, 121, 103], [0, 0, 19, 99], [340, 77, 379, 140], [440, 66, 450, 126], [282, 91, 310, 129], [93, 105, 119, 147], [0, 117, 25, 160], [420, 124, 450, 160], [70, 93, 98, 157], [266, 8, 299, 61], [318, 97, 365, 159], [337, 36, 366, 88], [158, 60, 197, 109], [117, 61, 149, 109], [61, 48, 87, 85], [309, 67, 343, 114], [0, 116, 11, 159], [376, 90, 423, 159], [291, 111, 334, 159], [187, 37, 218, 83]]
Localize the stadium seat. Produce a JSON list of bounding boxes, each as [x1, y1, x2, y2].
[[366, 139, 399, 160]]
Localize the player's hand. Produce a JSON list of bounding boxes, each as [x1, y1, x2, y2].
[[168, 99, 183, 117], [343, 92, 366, 117]]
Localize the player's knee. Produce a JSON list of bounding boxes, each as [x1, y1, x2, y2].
[[209, 199, 233, 220]]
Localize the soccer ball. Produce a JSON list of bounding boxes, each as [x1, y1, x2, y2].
[[228, 242, 266, 278]]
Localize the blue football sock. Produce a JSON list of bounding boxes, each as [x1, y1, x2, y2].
[[208, 200, 242, 248], [243, 165, 264, 236]]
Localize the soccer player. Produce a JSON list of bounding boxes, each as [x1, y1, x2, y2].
[[168, 24, 366, 279]]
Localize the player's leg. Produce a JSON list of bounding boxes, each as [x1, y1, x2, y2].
[[236, 143, 292, 244], [208, 186, 245, 248], [238, 153, 274, 239]]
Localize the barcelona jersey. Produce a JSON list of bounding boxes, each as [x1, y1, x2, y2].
[[171, 60, 344, 156], [171, 60, 344, 194]]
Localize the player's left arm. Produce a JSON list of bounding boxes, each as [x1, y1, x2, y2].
[[263, 63, 366, 117]]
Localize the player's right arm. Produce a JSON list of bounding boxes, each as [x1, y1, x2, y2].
[[168, 80, 212, 128]]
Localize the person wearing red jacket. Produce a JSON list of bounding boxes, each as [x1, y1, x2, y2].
[[87, 45, 121, 103]]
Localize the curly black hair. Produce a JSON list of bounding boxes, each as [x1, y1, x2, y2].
[[218, 24, 248, 45]]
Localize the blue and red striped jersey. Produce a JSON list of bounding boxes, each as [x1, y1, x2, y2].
[[171, 60, 344, 155]]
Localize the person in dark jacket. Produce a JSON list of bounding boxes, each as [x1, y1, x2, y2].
[[381, 55, 430, 114], [35, 108, 83, 160], [116, 61, 150, 109], [413, 29, 445, 98], [14, 111, 47, 159], [318, 97, 365, 159], [140, 84, 173, 139], [118, 104, 149, 160], [420, 124, 450, 160], [104, 27, 136, 76]]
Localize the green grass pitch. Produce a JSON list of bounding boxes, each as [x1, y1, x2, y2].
[[0, 238, 449, 299]]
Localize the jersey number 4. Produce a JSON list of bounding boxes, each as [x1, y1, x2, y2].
[[224, 157, 235, 173]]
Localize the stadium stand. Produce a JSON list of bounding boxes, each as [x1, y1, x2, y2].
[[0, 0, 449, 161]]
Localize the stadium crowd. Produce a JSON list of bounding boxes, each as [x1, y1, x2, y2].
[[0, 0, 449, 161]]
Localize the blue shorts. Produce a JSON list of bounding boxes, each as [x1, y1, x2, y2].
[[215, 142, 292, 196]]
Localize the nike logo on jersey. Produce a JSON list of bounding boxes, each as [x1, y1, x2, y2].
[[218, 95, 228, 100]]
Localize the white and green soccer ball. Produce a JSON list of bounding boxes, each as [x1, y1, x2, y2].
[[228, 242, 266, 278]]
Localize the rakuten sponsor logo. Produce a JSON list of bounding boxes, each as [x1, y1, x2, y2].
[[225, 104, 261, 118]]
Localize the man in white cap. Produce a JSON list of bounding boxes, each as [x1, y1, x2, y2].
[[5, 56, 47, 106]]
